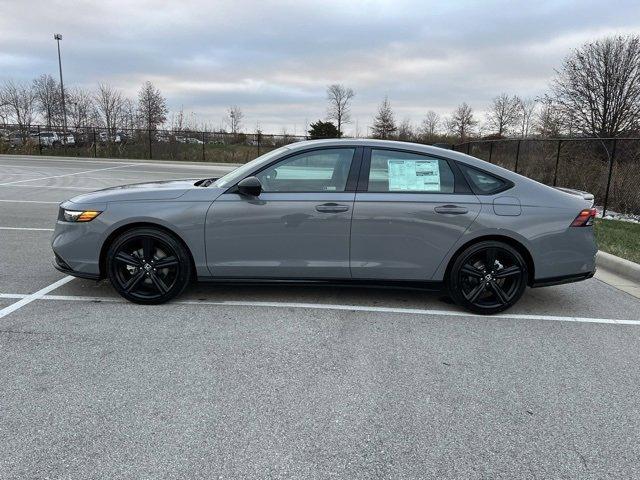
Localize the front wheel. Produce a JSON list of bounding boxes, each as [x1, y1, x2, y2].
[[107, 227, 192, 304], [447, 241, 528, 314]]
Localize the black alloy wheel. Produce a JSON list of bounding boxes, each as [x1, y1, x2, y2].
[[107, 227, 191, 304], [448, 240, 528, 314]]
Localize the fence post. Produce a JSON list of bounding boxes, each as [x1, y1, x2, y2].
[[552, 139, 562, 186], [148, 129, 152, 160], [466, 142, 471, 155], [37, 125, 41, 155], [488, 142, 494, 163], [514, 140, 521, 173], [202, 131, 206, 162], [93, 128, 97, 157], [602, 139, 617, 218]]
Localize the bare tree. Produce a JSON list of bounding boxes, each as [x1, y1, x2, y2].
[[486, 93, 521, 136], [419, 110, 440, 139], [67, 87, 95, 130], [94, 83, 123, 134], [171, 106, 185, 132], [137, 81, 167, 131], [535, 97, 564, 137], [448, 102, 477, 141], [397, 118, 414, 141], [227, 106, 244, 134], [518, 97, 537, 138], [551, 35, 640, 137], [326, 84, 355, 137], [120, 98, 138, 131], [371, 96, 397, 139], [33, 74, 62, 128], [0, 80, 36, 129]]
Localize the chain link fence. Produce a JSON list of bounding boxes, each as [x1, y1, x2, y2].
[[454, 138, 640, 217], [1, 123, 638, 216], [0, 124, 307, 164]]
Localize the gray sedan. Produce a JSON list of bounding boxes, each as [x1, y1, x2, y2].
[[52, 139, 597, 314]]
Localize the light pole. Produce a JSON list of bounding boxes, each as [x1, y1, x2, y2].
[[53, 34, 68, 139]]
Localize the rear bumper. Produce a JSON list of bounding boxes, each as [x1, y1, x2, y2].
[[531, 270, 595, 288]]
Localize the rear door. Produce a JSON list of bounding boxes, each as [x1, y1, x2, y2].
[[350, 148, 481, 280]]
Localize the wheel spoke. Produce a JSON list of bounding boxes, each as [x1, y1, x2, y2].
[[142, 237, 154, 261], [115, 251, 141, 267], [461, 264, 483, 279], [122, 270, 145, 293], [494, 265, 521, 279], [489, 280, 509, 304], [154, 256, 178, 269], [149, 272, 169, 294], [465, 282, 486, 303], [485, 248, 497, 270]]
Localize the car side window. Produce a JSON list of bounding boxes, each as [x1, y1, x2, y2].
[[255, 148, 355, 192], [367, 149, 455, 193], [458, 164, 507, 194]]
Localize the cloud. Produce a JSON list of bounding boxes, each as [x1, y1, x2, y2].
[[1, 0, 639, 133]]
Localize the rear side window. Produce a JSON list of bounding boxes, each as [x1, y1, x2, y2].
[[367, 149, 455, 193], [458, 164, 509, 194]]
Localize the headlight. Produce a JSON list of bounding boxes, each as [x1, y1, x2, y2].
[[62, 209, 102, 222]]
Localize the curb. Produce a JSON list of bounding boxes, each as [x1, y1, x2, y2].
[[596, 251, 640, 284]]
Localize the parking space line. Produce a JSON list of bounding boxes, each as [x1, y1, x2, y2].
[[0, 164, 136, 186], [0, 277, 74, 319], [0, 199, 60, 204], [0, 184, 94, 190], [0, 293, 638, 326], [0, 227, 54, 231]]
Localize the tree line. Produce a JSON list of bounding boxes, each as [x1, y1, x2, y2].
[[313, 35, 640, 142], [2, 34, 639, 143]]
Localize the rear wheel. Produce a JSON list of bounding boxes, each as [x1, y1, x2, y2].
[[107, 227, 191, 304], [447, 241, 527, 314]]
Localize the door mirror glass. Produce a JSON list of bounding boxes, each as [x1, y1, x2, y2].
[[237, 176, 262, 196]]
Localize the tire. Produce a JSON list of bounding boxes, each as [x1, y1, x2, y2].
[[447, 240, 528, 315], [106, 227, 192, 304]]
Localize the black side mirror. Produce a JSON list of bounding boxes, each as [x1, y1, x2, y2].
[[237, 176, 262, 196]]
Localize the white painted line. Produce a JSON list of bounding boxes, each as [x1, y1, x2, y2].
[[0, 184, 94, 190], [0, 164, 136, 186], [0, 276, 74, 319], [0, 199, 60, 204], [0, 226, 54, 231], [0, 292, 638, 326]]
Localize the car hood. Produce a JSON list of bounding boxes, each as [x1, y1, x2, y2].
[[69, 179, 198, 204]]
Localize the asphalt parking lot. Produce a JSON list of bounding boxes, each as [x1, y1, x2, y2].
[[1, 154, 640, 479]]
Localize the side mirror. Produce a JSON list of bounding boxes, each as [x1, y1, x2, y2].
[[237, 176, 262, 196]]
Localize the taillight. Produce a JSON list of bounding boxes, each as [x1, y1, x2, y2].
[[570, 208, 597, 227]]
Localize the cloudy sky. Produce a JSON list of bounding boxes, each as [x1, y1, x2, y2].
[[1, 0, 639, 134]]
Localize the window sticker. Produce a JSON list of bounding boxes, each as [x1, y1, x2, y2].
[[387, 159, 440, 191]]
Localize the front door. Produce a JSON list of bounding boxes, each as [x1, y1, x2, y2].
[[350, 148, 481, 280], [206, 147, 359, 278]]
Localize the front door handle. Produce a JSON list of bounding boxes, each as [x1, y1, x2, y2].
[[434, 205, 468, 215], [315, 203, 350, 213]]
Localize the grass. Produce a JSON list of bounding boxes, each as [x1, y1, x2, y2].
[[594, 218, 640, 264]]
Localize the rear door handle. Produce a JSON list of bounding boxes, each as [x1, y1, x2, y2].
[[315, 203, 350, 213], [434, 205, 468, 215]]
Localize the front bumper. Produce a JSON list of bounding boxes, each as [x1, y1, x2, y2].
[[52, 255, 101, 280]]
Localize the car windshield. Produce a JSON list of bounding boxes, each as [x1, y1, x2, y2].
[[214, 146, 290, 188]]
